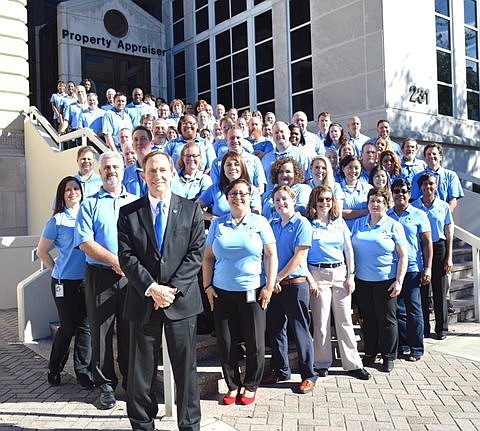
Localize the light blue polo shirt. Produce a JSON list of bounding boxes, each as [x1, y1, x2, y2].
[[401, 158, 426, 184], [64, 102, 88, 130], [122, 162, 148, 197], [270, 212, 312, 279], [74, 186, 137, 266], [206, 212, 275, 291], [125, 102, 157, 127], [74, 172, 102, 198], [410, 166, 464, 202], [80, 108, 105, 135], [42, 209, 86, 280], [411, 197, 452, 242], [102, 109, 134, 150], [171, 170, 212, 201], [351, 214, 407, 282], [209, 150, 266, 189], [165, 136, 216, 172], [307, 217, 350, 264], [340, 179, 372, 230], [199, 183, 261, 217], [387, 205, 431, 272], [214, 139, 254, 158]]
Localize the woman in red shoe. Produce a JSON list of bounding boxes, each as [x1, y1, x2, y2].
[[203, 178, 278, 405]]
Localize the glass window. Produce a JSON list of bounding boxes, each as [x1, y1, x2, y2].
[[256, 101, 275, 116], [175, 75, 185, 100], [465, 27, 478, 58], [195, 0, 208, 8], [256, 71, 274, 102], [289, 0, 310, 29], [436, 16, 451, 49], [255, 11, 272, 43], [197, 40, 210, 67], [292, 91, 313, 120], [216, 57, 231, 86], [435, 0, 449, 16], [217, 85, 232, 109], [254, 0, 267, 4], [232, 22, 248, 51], [291, 59, 312, 93], [290, 25, 312, 61], [173, 21, 184, 44], [198, 91, 211, 104], [256, 40, 273, 73], [467, 91, 480, 120], [234, 79, 249, 108], [231, 0, 246, 17], [437, 51, 452, 83], [438, 84, 453, 116], [467, 59, 479, 90], [196, 7, 209, 34], [197, 65, 210, 93], [174, 51, 185, 75], [173, 0, 184, 21], [464, 0, 477, 26], [216, 30, 231, 59], [215, 0, 229, 25], [233, 51, 249, 80]]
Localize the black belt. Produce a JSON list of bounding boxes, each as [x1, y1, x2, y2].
[[87, 263, 114, 271], [279, 276, 307, 286], [309, 262, 343, 269]]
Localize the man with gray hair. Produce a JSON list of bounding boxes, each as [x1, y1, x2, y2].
[[74, 151, 137, 410]]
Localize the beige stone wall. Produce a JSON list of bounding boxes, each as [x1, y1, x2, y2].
[[0, 0, 29, 235]]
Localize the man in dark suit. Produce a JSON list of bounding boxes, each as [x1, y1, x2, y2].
[[117, 150, 205, 431]]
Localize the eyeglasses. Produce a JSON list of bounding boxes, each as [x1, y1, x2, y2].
[[228, 191, 250, 198], [184, 154, 200, 158], [317, 197, 332, 203], [392, 188, 409, 194]]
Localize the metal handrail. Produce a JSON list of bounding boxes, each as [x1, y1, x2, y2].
[[24, 106, 110, 154]]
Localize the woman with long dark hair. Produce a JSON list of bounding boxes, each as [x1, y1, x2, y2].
[[37, 176, 92, 388]]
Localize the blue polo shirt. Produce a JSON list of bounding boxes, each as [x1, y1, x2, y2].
[[387, 205, 431, 272], [270, 212, 312, 279], [165, 136, 216, 172], [199, 183, 261, 217], [74, 186, 137, 266], [123, 162, 148, 197], [42, 208, 86, 280], [209, 150, 266, 189], [410, 166, 464, 202], [206, 212, 275, 291], [125, 102, 157, 126], [401, 158, 426, 184], [50, 92, 65, 120], [340, 179, 372, 230], [80, 108, 105, 134], [308, 217, 350, 264], [64, 102, 88, 130], [262, 183, 311, 221], [74, 172, 102, 198], [351, 214, 407, 282], [262, 146, 310, 193], [102, 109, 134, 150], [411, 197, 452, 242], [171, 170, 212, 201]]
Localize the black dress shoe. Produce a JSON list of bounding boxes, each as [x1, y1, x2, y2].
[[47, 372, 61, 386], [362, 355, 375, 367], [77, 373, 94, 390], [99, 384, 116, 409], [447, 301, 456, 314], [432, 333, 447, 340], [347, 368, 371, 380], [382, 357, 394, 373], [316, 368, 328, 377]]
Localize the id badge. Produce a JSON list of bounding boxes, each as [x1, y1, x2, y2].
[[246, 289, 256, 303], [55, 283, 64, 298]]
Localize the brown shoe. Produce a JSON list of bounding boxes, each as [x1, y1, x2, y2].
[[298, 379, 315, 394]]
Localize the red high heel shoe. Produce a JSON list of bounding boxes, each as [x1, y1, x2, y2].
[[238, 390, 256, 405], [222, 390, 238, 405]]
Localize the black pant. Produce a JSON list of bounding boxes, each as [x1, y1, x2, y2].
[[49, 278, 91, 376], [127, 313, 200, 431], [355, 278, 398, 359], [213, 287, 266, 392], [421, 240, 448, 336], [84, 264, 129, 388]]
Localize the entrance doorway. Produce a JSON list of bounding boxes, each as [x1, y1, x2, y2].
[[82, 48, 151, 105]]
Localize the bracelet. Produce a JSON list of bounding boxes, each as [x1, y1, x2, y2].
[[204, 284, 213, 292]]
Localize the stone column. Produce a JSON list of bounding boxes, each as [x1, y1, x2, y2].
[[0, 0, 29, 235]]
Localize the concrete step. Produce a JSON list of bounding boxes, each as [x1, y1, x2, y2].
[[450, 278, 474, 300]]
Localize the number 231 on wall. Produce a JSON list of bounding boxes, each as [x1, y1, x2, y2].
[[408, 85, 430, 105]]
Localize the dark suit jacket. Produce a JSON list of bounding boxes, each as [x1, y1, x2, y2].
[[117, 193, 205, 323]]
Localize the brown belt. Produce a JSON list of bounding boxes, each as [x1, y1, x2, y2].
[[279, 276, 307, 286]]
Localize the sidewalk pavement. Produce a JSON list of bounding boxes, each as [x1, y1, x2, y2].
[[1, 308, 479, 430]]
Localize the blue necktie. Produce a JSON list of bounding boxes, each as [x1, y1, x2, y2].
[[155, 201, 166, 253]]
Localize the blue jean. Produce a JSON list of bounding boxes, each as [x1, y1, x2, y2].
[[397, 272, 424, 356]]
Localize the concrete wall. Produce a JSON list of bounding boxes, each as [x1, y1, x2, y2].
[[0, 0, 29, 236]]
